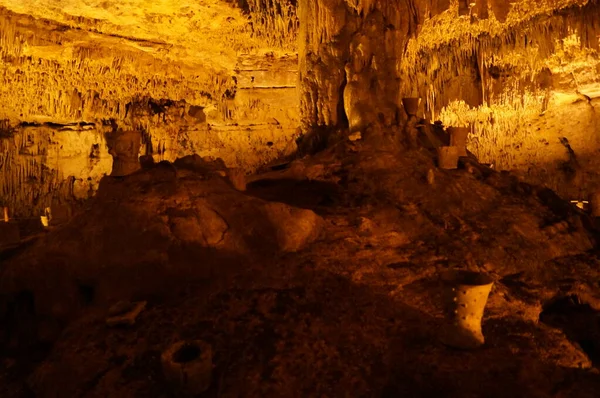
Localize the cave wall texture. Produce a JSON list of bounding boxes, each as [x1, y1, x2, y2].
[[299, 0, 600, 197], [0, 0, 300, 216], [2, 0, 600, 216], [299, 0, 600, 129]]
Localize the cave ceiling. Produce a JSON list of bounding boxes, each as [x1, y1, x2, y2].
[[0, 0, 596, 125], [0, 0, 297, 71], [0, 0, 299, 124]]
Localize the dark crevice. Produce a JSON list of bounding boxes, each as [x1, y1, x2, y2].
[[540, 294, 600, 366], [173, 343, 202, 363], [18, 121, 96, 129], [337, 71, 349, 130], [78, 283, 96, 306], [246, 179, 343, 212], [228, 0, 251, 14]]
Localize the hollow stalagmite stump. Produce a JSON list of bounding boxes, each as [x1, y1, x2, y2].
[[439, 270, 494, 350], [227, 167, 247, 191], [447, 127, 470, 156], [402, 97, 421, 116], [437, 146, 460, 170], [161, 340, 213, 395]]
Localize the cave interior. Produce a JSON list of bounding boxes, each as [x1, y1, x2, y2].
[[2, 0, 600, 397]]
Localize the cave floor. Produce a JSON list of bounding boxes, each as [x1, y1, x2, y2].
[[2, 134, 600, 397]]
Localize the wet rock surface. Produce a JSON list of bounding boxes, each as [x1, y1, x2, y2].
[[1, 134, 600, 397]]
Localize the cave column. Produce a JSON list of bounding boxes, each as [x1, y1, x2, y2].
[[298, 0, 350, 131], [298, 0, 409, 134]]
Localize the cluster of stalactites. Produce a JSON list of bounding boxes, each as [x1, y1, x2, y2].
[[437, 95, 546, 170], [0, 54, 235, 124], [0, 11, 236, 124], [0, 14, 22, 60], [245, 0, 299, 49], [400, 0, 600, 117], [0, 126, 73, 217]]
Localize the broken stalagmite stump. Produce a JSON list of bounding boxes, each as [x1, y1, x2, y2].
[[448, 127, 470, 157], [226, 167, 247, 191], [437, 146, 460, 169], [439, 270, 494, 349], [40, 207, 51, 228], [161, 340, 213, 395], [402, 98, 421, 116]]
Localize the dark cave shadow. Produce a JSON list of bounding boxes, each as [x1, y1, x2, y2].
[[539, 294, 600, 367], [0, 236, 40, 264], [509, 152, 600, 201], [0, 164, 314, 368], [104, 269, 600, 398], [9, 262, 600, 397], [0, 241, 257, 386], [245, 178, 344, 213], [383, 314, 600, 398]]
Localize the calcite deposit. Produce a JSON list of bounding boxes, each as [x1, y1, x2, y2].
[[2, 1, 600, 215]]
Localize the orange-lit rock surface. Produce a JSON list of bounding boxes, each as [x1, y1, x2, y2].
[[0, 2, 299, 216], [299, 0, 600, 198], [1, 1, 600, 397], [3, 0, 600, 215]]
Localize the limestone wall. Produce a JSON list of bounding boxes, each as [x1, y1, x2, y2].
[[0, 4, 301, 216]]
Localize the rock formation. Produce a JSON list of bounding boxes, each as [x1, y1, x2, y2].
[[3, 1, 600, 214]]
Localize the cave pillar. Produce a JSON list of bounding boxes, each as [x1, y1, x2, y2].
[[298, 0, 406, 133], [298, 0, 350, 130]]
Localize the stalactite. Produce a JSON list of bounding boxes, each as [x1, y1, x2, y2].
[[242, 0, 299, 49], [0, 8, 242, 125], [394, 0, 600, 173], [0, 122, 111, 217], [401, 0, 600, 114]]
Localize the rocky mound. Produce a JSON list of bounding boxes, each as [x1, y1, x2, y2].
[[0, 159, 323, 342]]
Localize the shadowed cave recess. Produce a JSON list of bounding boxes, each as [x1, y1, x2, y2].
[[2, 0, 600, 397]]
